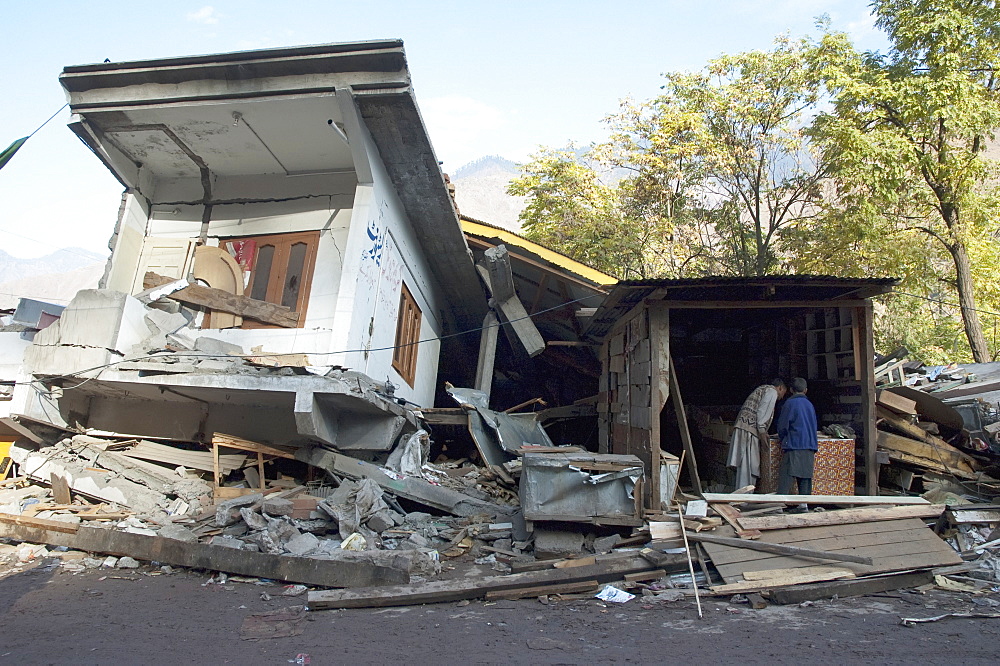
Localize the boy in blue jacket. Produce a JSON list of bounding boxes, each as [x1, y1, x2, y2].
[[776, 377, 817, 511]]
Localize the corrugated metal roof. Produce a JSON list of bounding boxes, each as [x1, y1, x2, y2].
[[585, 275, 898, 340]]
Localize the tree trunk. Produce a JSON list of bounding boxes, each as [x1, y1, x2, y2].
[[949, 240, 990, 362]]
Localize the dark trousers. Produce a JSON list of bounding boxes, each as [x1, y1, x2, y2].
[[778, 474, 812, 495]]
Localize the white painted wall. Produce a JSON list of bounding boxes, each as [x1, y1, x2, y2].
[[334, 122, 443, 407]]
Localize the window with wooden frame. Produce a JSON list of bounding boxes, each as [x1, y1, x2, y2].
[[392, 283, 422, 386], [240, 231, 320, 328]]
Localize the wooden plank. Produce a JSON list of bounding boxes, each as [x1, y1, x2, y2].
[[769, 570, 935, 605], [213, 434, 297, 460], [49, 473, 71, 505], [702, 493, 930, 505], [856, 304, 878, 494], [145, 272, 299, 328], [0, 513, 406, 588], [0, 511, 81, 535], [710, 568, 856, 595], [947, 508, 1000, 525], [876, 430, 978, 474], [710, 502, 762, 539], [742, 565, 852, 581], [705, 527, 946, 566], [738, 505, 946, 531], [121, 441, 246, 474], [687, 533, 873, 565], [714, 551, 961, 584], [307, 555, 686, 609], [876, 390, 917, 415], [484, 580, 599, 600]]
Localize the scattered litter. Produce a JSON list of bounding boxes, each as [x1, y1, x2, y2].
[[595, 586, 635, 604]]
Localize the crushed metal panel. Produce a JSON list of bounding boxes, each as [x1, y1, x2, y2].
[[519, 452, 644, 526], [446, 387, 553, 467]]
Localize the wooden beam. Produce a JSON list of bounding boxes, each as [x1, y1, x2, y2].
[[855, 304, 879, 495], [686, 533, 874, 565], [144, 272, 298, 328], [768, 570, 934, 605], [702, 493, 930, 505], [654, 300, 871, 309], [876, 430, 978, 475], [307, 554, 685, 609], [738, 504, 946, 531]]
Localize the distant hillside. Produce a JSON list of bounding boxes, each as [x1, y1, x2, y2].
[[0, 248, 106, 309], [451, 156, 526, 232], [0, 247, 105, 284]]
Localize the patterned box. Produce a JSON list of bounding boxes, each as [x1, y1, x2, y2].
[[760, 436, 855, 496]]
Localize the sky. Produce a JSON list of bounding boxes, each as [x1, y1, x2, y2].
[[0, 1, 887, 259]]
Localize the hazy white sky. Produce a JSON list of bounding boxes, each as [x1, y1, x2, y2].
[[0, 1, 885, 258]]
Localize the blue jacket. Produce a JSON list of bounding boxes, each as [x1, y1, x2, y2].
[[777, 394, 818, 451]]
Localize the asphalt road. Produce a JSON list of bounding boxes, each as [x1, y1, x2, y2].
[[1, 553, 998, 665]]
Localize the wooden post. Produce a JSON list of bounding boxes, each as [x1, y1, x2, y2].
[[648, 303, 670, 508], [257, 451, 266, 491], [668, 354, 703, 496], [855, 304, 878, 495], [212, 439, 221, 496]]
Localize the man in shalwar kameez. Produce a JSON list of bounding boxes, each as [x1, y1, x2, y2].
[[727, 379, 787, 490]]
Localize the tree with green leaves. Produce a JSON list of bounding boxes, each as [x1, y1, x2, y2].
[[811, 0, 1000, 362], [510, 35, 832, 280]]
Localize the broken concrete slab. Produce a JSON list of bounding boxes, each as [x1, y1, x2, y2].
[[296, 447, 515, 518], [216, 493, 263, 527], [0, 512, 409, 588], [285, 532, 320, 556], [10, 444, 171, 515], [262, 497, 294, 517], [157, 524, 198, 543], [534, 529, 586, 560], [193, 336, 245, 357]]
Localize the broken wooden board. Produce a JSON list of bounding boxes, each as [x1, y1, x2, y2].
[[701, 519, 961, 584], [0, 512, 407, 588], [145, 272, 299, 328], [876, 430, 979, 476], [710, 567, 856, 595], [768, 570, 935, 605], [738, 504, 946, 531], [702, 493, 930, 505], [120, 440, 247, 474], [485, 580, 599, 601], [710, 502, 761, 539], [876, 390, 918, 415], [296, 446, 514, 517], [307, 554, 686, 609], [688, 533, 872, 565]]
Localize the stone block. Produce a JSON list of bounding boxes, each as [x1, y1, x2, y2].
[[215, 492, 263, 526], [157, 524, 198, 543], [533, 528, 585, 560], [117, 556, 140, 569], [593, 534, 621, 555], [209, 536, 244, 550], [285, 532, 320, 556], [194, 336, 245, 356], [262, 497, 294, 517], [365, 510, 395, 534]]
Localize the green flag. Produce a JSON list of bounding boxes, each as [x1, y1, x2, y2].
[[0, 137, 29, 172]]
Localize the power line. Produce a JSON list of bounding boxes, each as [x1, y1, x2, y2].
[[16, 291, 607, 388], [890, 291, 1000, 319]]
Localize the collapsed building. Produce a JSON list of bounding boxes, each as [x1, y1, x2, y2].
[[0, 40, 998, 610]]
